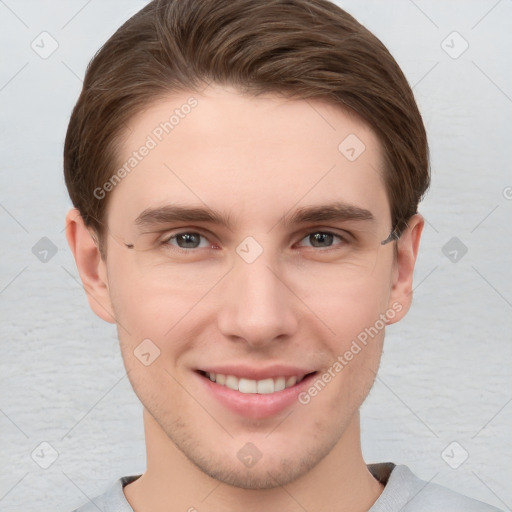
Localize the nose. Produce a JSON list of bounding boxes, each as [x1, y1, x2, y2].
[[216, 255, 299, 348]]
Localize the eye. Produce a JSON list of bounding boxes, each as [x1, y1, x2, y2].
[[163, 231, 212, 250], [297, 231, 346, 249]]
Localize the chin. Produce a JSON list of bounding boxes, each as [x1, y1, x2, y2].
[[164, 417, 340, 490], [189, 450, 317, 490]]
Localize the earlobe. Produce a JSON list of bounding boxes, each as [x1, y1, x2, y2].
[[65, 208, 116, 324], [386, 214, 424, 325]]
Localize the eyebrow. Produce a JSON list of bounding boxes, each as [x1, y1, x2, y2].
[[282, 202, 375, 227], [134, 205, 233, 230], [133, 201, 375, 231]]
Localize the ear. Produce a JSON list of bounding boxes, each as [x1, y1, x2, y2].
[[386, 214, 424, 324], [65, 208, 116, 323]]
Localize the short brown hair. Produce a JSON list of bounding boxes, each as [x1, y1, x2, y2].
[[64, 0, 429, 243]]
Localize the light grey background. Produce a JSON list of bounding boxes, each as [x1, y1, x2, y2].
[[1, 1, 511, 510]]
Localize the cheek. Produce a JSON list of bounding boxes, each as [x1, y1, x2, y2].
[[309, 304, 385, 415], [106, 252, 214, 337], [105, 261, 223, 387], [301, 266, 393, 343], [305, 270, 391, 398]]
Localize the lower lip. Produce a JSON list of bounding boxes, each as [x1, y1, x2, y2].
[[196, 372, 318, 419]]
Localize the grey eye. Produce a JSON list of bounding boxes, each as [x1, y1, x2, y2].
[[168, 232, 204, 249], [309, 233, 334, 247], [299, 232, 343, 248]]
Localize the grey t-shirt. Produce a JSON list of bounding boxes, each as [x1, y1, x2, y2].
[[72, 463, 502, 511]]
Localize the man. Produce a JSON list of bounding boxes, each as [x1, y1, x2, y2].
[[64, 0, 501, 510]]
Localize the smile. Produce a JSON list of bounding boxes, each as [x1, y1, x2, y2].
[[203, 371, 308, 394], [196, 366, 318, 418]]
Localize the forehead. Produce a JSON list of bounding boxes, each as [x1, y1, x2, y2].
[[106, 85, 390, 233]]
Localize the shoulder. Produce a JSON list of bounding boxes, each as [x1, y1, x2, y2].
[[370, 464, 503, 512], [70, 475, 140, 512]]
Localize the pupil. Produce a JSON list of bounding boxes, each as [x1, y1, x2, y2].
[[310, 233, 333, 247], [178, 233, 200, 248]]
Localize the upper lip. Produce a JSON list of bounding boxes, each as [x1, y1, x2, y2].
[[198, 364, 317, 381]]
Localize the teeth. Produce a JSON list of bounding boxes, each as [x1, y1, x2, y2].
[[257, 378, 274, 394], [274, 376, 286, 392], [225, 375, 238, 391], [205, 372, 306, 394], [239, 378, 257, 393], [286, 376, 297, 387]]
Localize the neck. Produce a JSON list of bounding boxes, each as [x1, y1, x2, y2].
[[124, 408, 383, 512]]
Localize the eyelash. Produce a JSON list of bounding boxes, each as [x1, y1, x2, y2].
[[158, 229, 351, 254]]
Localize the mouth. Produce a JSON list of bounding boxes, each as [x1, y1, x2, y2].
[[195, 368, 319, 419], [198, 370, 316, 394]]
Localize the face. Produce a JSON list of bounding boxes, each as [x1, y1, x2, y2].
[[84, 85, 416, 489]]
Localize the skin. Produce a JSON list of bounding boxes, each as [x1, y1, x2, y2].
[[66, 85, 423, 512]]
